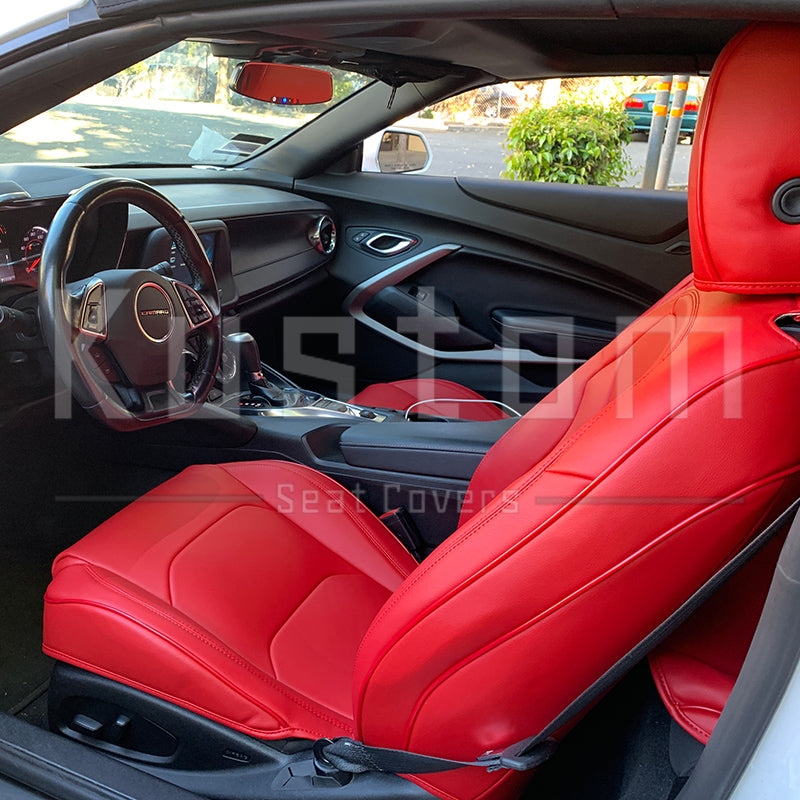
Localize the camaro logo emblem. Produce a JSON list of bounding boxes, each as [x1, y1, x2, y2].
[[134, 283, 175, 342]]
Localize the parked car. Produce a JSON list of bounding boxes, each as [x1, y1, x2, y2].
[[0, 5, 799, 800], [623, 76, 707, 142]]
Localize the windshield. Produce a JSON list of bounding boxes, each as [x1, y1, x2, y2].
[[0, 41, 372, 167]]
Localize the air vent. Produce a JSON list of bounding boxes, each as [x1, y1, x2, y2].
[[309, 215, 337, 255]]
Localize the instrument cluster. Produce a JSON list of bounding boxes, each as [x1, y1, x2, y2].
[[0, 200, 62, 290]]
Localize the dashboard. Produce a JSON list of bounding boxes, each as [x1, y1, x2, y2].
[[0, 173, 335, 302], [0, 164, 338, 410]]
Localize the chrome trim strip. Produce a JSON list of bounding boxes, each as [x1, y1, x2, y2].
[[309, 215, 337, 255], [256, 405, 387, 421], [364, 232, 416, 255], [344, 244, 584, 365], [0, 191, 30, 204]]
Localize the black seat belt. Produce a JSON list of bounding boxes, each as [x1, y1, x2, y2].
[[316, 497, 800, 776]]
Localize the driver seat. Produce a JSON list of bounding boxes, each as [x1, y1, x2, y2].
[[43, 23, 800, 800]]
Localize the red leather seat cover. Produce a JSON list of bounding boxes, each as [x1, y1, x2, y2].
[[42, 22, 800, 800], [44, 461, 417, 740], [44, 276, 800, 800], [646, 20, 800, 742], [353, 285, 800, 800], [350, 378, 509, 421]]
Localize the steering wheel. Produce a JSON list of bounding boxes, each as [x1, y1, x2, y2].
[[39, 178, 222, 431]]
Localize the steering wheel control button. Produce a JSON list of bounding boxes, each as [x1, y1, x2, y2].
[[134, 283, 175, 342], [89, 347, 119, 383], [79, 282, 107, 339], [175, 282, 213, 327]]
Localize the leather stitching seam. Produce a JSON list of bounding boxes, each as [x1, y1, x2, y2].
[[79, 563, 350, 729]]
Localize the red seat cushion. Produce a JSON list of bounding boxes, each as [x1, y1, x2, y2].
[[43, 461, 417, 740], [350, 378, 509, 421]]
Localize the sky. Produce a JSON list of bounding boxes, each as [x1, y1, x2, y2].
[[5, 0, 85, 38]]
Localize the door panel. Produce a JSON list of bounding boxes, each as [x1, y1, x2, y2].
[[455, 178, 691, 244], [291, 172, 691, 405]]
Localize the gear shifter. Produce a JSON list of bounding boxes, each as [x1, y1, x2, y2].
[[226, 332, 266, 384], [224, 332, 286, 404]]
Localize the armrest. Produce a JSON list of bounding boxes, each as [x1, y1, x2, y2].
[[339, 419, 516, 480], [492, 309, 615, 359]]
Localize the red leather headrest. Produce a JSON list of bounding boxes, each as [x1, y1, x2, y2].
[[691, 23, 800, 294]]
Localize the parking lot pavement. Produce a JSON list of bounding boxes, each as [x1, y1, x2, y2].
[[0, 99, 296, 166]]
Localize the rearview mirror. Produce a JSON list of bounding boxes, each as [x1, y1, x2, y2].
[[233, 63, 333, 105], [362, 128, 432, 174]]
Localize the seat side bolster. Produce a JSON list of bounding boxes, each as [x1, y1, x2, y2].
[[43, 560, 356, 740]]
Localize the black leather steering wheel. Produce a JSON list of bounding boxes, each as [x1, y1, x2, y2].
[[39, 177, 222, 431]]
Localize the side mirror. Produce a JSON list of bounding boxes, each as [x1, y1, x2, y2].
[[362, 128, 432, 174], [233, 62, 333, 105]]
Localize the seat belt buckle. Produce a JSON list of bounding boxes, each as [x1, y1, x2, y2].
[[476, 739, 559, 772], [380, 507, 423, 560]]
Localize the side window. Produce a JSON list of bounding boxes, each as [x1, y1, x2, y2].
[[365, 76, 705, 190]]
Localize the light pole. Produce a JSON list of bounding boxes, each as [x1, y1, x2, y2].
[[641, 76, 673, 189], [655, 75, 690, 190]]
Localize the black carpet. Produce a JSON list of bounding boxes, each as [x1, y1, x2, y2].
[[524, 662, 686, 800], [0, 548, 54, 717]]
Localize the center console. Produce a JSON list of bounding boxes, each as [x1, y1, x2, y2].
[[118, 329, 517, 551], [213, 331, 400, 423]]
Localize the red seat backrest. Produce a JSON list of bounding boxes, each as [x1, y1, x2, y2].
[[354, 23, 800, 800]]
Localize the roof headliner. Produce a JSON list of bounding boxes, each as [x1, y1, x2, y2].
[[85, 1, 771, 80], [198, 17, 748, 80]]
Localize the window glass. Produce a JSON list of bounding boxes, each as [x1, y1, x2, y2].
[[0, 41, 371, 167], [379, 76, 705, 189]]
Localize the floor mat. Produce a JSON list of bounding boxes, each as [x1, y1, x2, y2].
[[0, 549, 54, 715], [525, 662, 682, 800]]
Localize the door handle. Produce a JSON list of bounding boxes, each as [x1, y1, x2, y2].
[[364, 232, 418, 255]]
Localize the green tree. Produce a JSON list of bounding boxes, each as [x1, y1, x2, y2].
[[214, 58, 236, 105], [503, 102, 633, 185]]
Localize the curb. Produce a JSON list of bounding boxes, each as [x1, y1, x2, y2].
[[445, 123, 509, 133]]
